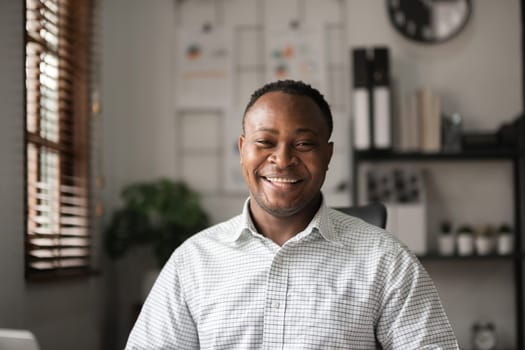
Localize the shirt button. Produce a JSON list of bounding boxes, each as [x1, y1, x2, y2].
[[271, 301, 280, 309]]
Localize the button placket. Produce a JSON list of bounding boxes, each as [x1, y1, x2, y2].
[[262, 250, 289, 349]]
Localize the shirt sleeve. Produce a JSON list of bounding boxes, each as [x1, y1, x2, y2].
[[125, 253, 199, 350], [375, 248, 460, 350]]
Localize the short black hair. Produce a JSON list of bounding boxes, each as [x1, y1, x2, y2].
[[242, 80, 333, 137]]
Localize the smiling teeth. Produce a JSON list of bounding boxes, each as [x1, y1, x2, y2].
[[266, 177, 299, 183]]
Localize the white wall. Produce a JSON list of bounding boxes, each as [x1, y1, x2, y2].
[[101, 0, 179, 347], [0, 2, 102, 350], [346, 0, 522, 131], [101, 0, 522, 349]]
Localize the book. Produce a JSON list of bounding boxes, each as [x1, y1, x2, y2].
[[418, 87, 441, 153], [372, 47, 392, 150], [403, 92, 420, 152], [352, 48, 371, 150]]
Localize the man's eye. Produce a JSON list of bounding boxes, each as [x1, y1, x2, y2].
[[296, 142, 316, 150], [255, 140, 273, 147]]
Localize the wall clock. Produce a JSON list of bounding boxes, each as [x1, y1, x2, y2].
[[386, 0, 472, 44], [472, 322, 497, 350]]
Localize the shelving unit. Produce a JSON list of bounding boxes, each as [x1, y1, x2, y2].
[[352, 147, 524, 349], [419, 253, 519, 261]]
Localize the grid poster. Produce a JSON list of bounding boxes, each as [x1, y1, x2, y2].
[[223, 108, 247, 193], [265, 25, 326, 94], [175, 27, 233, 108]]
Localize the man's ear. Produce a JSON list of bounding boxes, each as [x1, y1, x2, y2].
[[238, 135, 245, 164]]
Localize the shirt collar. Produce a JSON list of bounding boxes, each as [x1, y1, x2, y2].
[[226, 195, 341, 244]]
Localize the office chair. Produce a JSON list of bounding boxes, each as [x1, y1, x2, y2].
[[0, 329, 40, 350], [334, 202, 387, 229]]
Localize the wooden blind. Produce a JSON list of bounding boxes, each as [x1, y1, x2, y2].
[[25, 0, 93, 279]]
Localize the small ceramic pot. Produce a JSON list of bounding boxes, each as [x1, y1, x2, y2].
[[457, 233, 474, 256], [438, 233, 455, 256], [497, 234, 513, 255], [475, 236, 493, 255]]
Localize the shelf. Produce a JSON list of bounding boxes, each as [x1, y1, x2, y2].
[[418, 253, 517, 261], [352, 139, 524, 349], [354, 149, 518, 161]]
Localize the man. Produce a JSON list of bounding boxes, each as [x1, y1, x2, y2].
[[126, 80, 459, 349]]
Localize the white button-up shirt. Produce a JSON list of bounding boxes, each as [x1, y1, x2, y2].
[[126, 199, 459, 350]]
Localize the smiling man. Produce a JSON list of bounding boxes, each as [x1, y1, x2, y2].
[[126, 80, 459, 350], [238, 85, 333, 246]]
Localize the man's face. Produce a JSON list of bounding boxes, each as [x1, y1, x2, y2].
[[239, 91, 333, 218]]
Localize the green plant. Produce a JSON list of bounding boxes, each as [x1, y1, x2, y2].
[[498, 224, 512, 234], [440, 220, 452, 234], [477, 224, 496, 237], [104, 178, 209, 268], [456, 224, 474, 235]]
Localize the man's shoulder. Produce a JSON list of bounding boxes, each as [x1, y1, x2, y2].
[[168, 214, 244, 271], [176, 214, 243, 251]]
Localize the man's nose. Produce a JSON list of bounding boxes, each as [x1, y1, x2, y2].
[[269, 145, 298, 168]]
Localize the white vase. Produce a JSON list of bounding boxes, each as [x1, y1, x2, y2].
[[475, 236, 493, 255], [457, 234, 474, 256], [438, 234, 455, 256], [497, 234, 513, 255]]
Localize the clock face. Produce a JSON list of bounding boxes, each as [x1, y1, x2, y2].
[[472, 323, 497, 350], [386, 0, 472, 44]]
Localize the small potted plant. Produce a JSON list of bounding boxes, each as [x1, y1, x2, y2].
[[437, 220, 455, 256], [475, 225, 495, 256], [497, 224, 513, 255], [104, 178, 210, 298], [456, 224, 474, 256], [104, 178, 209, 266]]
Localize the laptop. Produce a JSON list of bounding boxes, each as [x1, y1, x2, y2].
[[0, 329, 40, 350]]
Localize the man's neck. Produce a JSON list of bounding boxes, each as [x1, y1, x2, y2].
[[248, 197, 322, 246]]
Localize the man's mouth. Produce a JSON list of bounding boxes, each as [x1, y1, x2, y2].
[[263, 176, 301, 184]]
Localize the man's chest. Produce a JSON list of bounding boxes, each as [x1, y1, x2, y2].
[[184, 248, 380, 349]]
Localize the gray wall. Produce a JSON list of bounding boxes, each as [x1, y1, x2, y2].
[[0, 0, 520, 349], [101, 1, 523, 348], [0, 0, 26, 331], [0, 1, 102, 350], [101, 0, 178, 347]]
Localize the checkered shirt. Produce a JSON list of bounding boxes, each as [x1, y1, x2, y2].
[[125, 198, 459, 350]]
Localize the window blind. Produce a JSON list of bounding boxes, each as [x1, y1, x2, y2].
[[25, 0, 93, 279]]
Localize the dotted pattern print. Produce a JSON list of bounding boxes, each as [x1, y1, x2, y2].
[[125, 199, 459, 350]]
